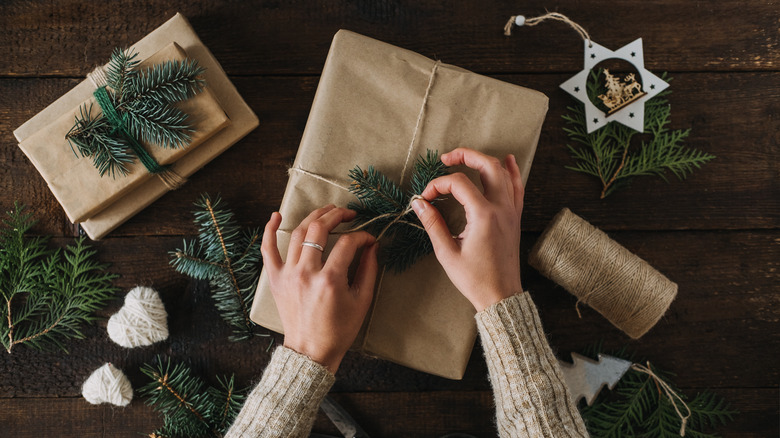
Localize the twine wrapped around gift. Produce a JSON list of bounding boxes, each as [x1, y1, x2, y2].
[[529, 208, 677, 339]]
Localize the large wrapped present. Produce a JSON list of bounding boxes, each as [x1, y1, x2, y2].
[[251, 30, 548, 379], [13, 13, 258, 240]]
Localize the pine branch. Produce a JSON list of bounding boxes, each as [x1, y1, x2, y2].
[[0, 204, 117, 353], [170, 194, 266, 342], [578, 346, 736, 437], [348, 150, 448, 272], [66, 48, 206, 177], [141, 356, 243, 438], [564, 70, 714, 198]]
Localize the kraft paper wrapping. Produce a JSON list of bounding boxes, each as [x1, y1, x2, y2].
[[250, 30, 548, 379], [14, 14, 259, 240], [18, 42, 229, 224]]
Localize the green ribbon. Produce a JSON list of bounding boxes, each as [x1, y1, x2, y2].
[[93, 86, 168, 175]]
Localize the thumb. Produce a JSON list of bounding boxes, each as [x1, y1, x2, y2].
[[412, 198, 458, 259]]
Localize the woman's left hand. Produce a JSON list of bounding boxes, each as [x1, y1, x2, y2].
[[261, 205, 379, 373]]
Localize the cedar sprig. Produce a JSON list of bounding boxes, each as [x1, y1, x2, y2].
[[66, 47, 206, 178], [140, 356, 247, 438], [0, 203, 117, 353], [564, 70, 715, 198], [579, 347, 736, 437], [348, 150, 448, 272], [170, 194, 265, 342]]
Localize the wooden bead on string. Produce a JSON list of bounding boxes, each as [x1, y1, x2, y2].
[[529, 208, 677, 339]]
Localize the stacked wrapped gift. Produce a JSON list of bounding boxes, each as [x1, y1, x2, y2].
[[251, 31, 549, 379], [13, 13, 258, 240]]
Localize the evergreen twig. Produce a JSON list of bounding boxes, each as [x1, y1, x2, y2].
[[170, 194, 266, 342], [0, 203, 117, 353], [564, 70, 715, 198], [579, 346, 737, 437], [66, 48, 206, 177], [140, 356, 247, 438], [348, 150, 449, 272]]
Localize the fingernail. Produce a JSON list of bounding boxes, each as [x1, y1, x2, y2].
[[411, 198, 427, 215]]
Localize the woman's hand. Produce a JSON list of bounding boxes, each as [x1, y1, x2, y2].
[[261, 205, 379, 373], [412, 148, 524, 312]]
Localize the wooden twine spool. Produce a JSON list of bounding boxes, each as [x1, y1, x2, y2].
[[529, 208, 677, 339]]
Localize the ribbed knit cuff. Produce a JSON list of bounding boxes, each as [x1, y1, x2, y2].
[[475, 293, 588, 438], [226, 346, 335, 438]]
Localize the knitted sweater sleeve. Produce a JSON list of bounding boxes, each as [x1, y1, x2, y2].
[[225, 346, 335, 438], [475, 292, 589, 437]]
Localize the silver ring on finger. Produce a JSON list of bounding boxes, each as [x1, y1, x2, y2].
[[301, 241, 325, 252]]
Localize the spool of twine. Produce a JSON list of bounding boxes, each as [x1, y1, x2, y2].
[[529, 208, 677, 339]]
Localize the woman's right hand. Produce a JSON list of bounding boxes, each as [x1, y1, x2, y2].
[[411, 148, 525, 312]]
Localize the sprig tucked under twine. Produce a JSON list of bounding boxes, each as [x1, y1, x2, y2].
[[504, 11, 592, 47], [66, 47, 205, 188], [631, 362, 692, 436]]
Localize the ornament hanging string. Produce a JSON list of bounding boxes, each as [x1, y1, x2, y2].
[[631, 362, 692, 436], [86, 66, 187, 190], [504, 12, 593, 48]]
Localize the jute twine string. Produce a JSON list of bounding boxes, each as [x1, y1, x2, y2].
[[528, 208, 677, 339], [504, 12, 593, 47], [632, 362, 692, 436], [85, 65, 187, 190], [283, 60, 443, 241]]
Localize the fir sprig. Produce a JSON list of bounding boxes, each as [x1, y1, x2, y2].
[[0, 204, 117, 353], [579, 347, 736, 437], [564, 70, 715, 198], [170, 194, 265, 342], [66, 48, 206, 177], [140, 356, 247, 438], [348, 150, 448, 272]]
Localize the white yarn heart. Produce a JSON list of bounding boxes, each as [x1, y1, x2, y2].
[[107, 286, 168, 348], [82, 363, 133, 406]]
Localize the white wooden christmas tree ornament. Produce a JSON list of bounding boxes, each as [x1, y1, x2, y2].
[[107, 286, 168, 348], [557, 353, 633, 406], [81, 363, 133, 406], [560, 38, 670, 133]]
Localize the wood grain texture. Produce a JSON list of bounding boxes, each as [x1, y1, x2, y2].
[[0, 0, 777, 436], [0, 0, 777, 76]]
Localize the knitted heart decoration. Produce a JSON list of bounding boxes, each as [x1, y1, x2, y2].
[[107, 286, 168, 348], [82, 363, 133, 406]]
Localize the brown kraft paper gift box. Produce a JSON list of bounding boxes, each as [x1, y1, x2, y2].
[[251, 30, 548, 379], [13, 13, 258, 240]]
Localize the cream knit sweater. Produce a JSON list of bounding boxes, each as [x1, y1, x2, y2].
[[226, 293, 588, 437]]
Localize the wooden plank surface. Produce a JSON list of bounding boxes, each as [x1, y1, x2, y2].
[[0, 0, 777, 436]]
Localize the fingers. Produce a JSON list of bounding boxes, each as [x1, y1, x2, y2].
[[421, 173, 487, 213], [299, 207, 357, 266], [504, 154, 525, 218], [351, 242, 379, 304], [261, 212, 283, 273], [412, 198, 459, 258], [442, 148, 511, 202], [287, 204, 336, 264], [325, 231, 376, 275]]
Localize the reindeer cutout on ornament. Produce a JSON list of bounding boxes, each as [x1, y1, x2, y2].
[[598, 69, 646, 115]]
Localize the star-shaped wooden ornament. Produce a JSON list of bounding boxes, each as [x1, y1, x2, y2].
[[560, 38, 669, 133]]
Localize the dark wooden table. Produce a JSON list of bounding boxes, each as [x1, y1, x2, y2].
[[1, 1, 777, 437]]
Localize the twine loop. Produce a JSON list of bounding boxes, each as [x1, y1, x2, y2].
[[504, 12, 592, 47]]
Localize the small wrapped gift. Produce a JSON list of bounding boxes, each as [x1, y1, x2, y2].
[[251, 30, 548, 379], [13, 14, 258, 240]]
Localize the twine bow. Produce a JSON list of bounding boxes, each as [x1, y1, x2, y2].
[[631, 362, 692, 436]]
